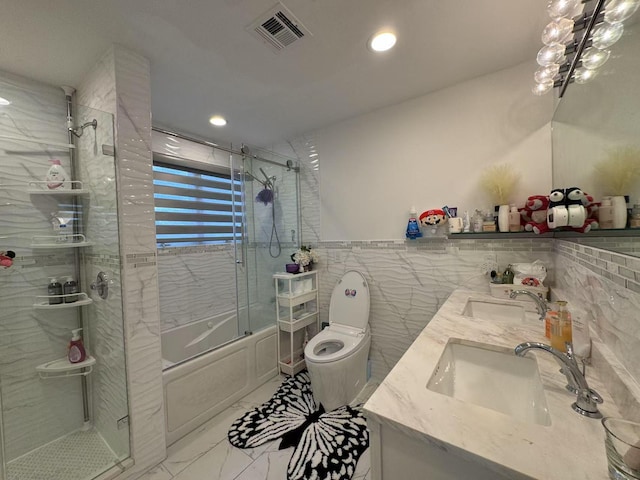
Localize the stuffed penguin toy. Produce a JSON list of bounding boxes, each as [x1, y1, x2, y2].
[[547, 188, 567, 229], [565, 187, 587, 228]]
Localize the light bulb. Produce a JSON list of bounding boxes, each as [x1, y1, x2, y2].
[[604, 0, 640, 23], [534, 64, 561, 83], [532, 79, 555, 96], [209, 115, 227, 126], [369, 32, 397, 52], [542, 18, 575, 45], [537, 44, 567, 66], [574, 67, 598, 83], [547, 0, 581, 19], [581, 48, 611, 69], [591, 22, 624, 48]]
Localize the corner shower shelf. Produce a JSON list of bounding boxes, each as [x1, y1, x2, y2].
[[31, 234, 93, 249], [33, 292, 92, 309], [28, 180, 88, 195], [36, 356, 96, 379], [0, 133, 75, 149]]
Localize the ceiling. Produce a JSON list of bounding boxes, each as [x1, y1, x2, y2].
[[1, 0, 550, 146]]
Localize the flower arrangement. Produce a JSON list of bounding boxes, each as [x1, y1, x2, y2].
[[594, 146, 640, 195], [479, 163, 520, 205], [291, 245, 319, 268]]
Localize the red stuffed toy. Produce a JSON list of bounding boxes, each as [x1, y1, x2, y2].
[[568, 191, 599, 233], [522, 195, 550, 234]]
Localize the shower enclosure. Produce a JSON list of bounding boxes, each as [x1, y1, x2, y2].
[[153, 131, 301, 443], [155, 133, 301, 369], [0, 71, 129, 480]]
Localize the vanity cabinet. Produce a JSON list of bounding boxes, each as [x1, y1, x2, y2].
[[273, 270, 318, 375]]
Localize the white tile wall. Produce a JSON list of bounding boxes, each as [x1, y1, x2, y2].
[[0, 69, 84, 460]]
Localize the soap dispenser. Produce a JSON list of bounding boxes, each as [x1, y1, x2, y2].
[[68, 328, 87, 364]]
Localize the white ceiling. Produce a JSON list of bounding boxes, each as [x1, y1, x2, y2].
[[1, 0, 550, 146]]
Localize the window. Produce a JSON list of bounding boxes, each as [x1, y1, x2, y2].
[[153, 158, 242, 248]]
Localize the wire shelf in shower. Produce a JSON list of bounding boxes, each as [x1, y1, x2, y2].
[[36, 356, 96, 379], [0, 133, 75, 149]]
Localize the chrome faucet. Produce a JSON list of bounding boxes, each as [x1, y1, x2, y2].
[[515, 341, 603, 418], [509, 290, 548, 320]]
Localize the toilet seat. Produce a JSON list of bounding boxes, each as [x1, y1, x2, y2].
[[305, 326, 369, 364]]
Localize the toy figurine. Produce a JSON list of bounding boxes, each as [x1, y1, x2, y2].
[[0, 250, 15, 268]]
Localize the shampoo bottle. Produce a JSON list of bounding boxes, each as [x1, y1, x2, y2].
[[68, 328, 87, 364], [63, 276, 79, 303], [509, 205, 521, 232], [45, 159, 70, 190], [48, 277, 63, 305]]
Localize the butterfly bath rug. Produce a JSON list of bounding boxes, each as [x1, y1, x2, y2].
[[228, 371, 369, 480]]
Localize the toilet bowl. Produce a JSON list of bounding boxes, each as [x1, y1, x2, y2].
[[304, 270, 371, 411]]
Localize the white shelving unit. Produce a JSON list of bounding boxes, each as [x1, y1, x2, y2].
[[274, 270, 319, 375]]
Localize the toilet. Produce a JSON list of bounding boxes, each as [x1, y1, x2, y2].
[[304, 270, 371, 411]]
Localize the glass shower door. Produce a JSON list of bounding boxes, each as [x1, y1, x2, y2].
[[240, 150, 301, 335], [0, 76, 129, 480]]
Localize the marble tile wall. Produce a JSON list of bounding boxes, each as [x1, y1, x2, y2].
[[554, 240, 640, 384], [78, 45, 166, 479], [0, 69, 85, 460], [157, 246, 237, 332], [313, 238, 555, 381]]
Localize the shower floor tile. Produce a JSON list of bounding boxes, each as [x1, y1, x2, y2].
[[7, 428, 120, 480], [138, 375, 373, 480]]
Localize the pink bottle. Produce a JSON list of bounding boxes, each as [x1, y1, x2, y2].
[[68, 328, 87, 363]]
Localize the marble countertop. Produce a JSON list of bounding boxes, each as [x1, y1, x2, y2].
[[363, 288, 626, 480]]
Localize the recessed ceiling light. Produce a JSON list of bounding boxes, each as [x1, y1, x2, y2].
[[369, 32, 397, 52], [209, 115, 227, 127], [0, 97, 11, 106]]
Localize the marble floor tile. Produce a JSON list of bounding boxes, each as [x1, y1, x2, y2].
[[135, 464, 173, 480], [171, 441, 253, 480], [233, 447, 294, 480], [138, 374, 372, 480], [164, 402, 254, 476]]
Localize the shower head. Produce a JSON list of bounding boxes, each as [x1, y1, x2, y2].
[[70, 119, 97, 138]]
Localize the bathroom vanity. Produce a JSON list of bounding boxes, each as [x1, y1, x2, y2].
[[364, 288, 640, 479]]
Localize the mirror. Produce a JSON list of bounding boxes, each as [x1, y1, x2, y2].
[[552, 8, 640, 257]]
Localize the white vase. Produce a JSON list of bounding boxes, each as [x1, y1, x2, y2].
[[498, 205, 510, 232], [611, 195, 627, 229]]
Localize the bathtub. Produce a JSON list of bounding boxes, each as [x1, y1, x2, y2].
[[162, 314, 278, 445]]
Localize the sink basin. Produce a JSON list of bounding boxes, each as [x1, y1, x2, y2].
[[427, 339, 551, 426], [462, 298, 526, 323]]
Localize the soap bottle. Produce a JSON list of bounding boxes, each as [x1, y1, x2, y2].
[[550, 300, 572, 352], [630, 204, 640, 228], [509, 205, 521, 232], [63, 276, 79, 303], [405, 206, 423, 239], [48, 277, 63, 305], [599, 197, 614, 229], [68, 328, 87, 364], [45, 159, 70, 190], [502, 264, 514, 284]]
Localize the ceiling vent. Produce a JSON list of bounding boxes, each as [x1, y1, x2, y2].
[[247, 2, 312, 53]]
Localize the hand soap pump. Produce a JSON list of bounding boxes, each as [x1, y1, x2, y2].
[[406, 206, 423, 239], [45, 159, 70, 190], [68, 328, 87, 364]]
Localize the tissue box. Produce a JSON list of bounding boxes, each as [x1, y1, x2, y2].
[[489, 283, 548, 302]]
